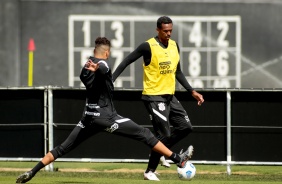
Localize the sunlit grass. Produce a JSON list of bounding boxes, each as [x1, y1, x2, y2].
[[1, 162, 282, 184]]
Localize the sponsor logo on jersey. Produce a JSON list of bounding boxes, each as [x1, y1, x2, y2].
[[86, 103, 100, 109], [159, 61, 173, 75], [85, 111, 100, 116], [159, 61, 171, 65]]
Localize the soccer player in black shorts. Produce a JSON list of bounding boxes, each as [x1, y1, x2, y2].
[[113, 16, 205, 180], [16, 37, 193, 183]]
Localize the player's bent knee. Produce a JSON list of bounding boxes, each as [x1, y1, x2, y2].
[[182, 119, 193, 132], [185, 126, 193, 134], [50, 145, 66, 160], [162, 132, 172, 140], [143, 128, 159, 148]]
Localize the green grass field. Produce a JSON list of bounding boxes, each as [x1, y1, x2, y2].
[[1, 162, 282, 183]]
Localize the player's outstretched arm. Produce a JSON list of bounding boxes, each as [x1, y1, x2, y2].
[[112, 42, 147, 82]]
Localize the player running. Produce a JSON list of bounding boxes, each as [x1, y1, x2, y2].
[[16, 37, 193, 183]]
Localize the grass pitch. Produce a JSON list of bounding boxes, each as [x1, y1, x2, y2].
[[1, 162, 282, 183]]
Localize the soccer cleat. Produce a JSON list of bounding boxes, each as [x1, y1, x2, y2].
[[159, 156, 171, 168], [154, 171, 160, 175], [16, 171, 34, 183], [177, 145, 194, 168], [144, 171, 160, 181]]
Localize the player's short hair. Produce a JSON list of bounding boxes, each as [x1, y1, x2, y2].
[[157, 16, 173, 29], [95, 37, 111, 48]]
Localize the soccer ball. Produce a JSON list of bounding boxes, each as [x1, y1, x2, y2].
[[177, 162, 196, 180]]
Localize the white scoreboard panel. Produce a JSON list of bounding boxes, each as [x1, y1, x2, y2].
[[68, 15, 241, 88]]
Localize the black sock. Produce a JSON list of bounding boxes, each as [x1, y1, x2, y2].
[[31, 161, 45, 175], [145, 168, 155, 173], [169, 153, 181, 163], [145, 151, 162, 173]]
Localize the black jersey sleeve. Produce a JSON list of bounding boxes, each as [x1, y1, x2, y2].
[[112, 42, 151, 82], [175, 63, 194, 92], [97, 60, 110, 74], [175, 42, 194, 92], [80, 67, 95, 88]]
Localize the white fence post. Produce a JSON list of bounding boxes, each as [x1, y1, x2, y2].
[[47, 86, 54, 171], [226, 91, 232, 175]]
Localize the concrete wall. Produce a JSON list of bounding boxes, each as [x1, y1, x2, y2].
[[0, 0, 282, 88]]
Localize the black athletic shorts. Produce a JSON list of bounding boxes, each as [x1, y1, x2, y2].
[[53, 114, 159, 158], [142, 95, 192, 138]]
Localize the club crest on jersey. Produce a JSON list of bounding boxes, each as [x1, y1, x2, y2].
[[158, 102, 165, 111], [105, 123, 119, 133]]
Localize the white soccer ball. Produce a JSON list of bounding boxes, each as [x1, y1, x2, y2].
[[177, 162, 196, 180]]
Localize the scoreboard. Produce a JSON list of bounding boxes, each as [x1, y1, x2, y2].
[[68, 15, 241, 88]]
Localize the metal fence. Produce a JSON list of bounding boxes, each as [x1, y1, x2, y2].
[[1, 86, 282, 174]]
